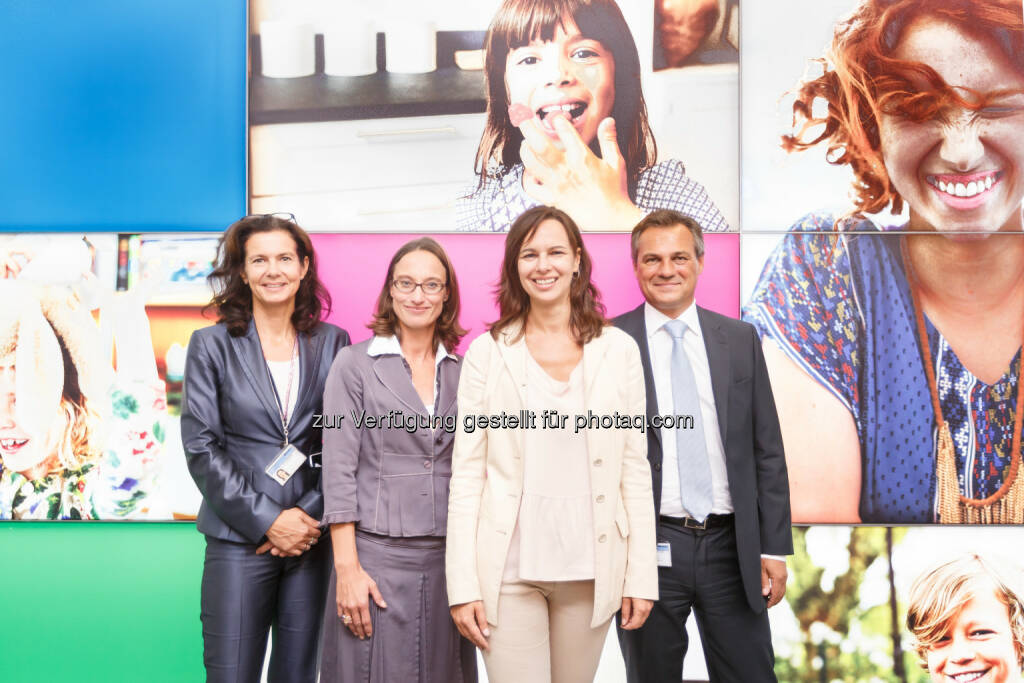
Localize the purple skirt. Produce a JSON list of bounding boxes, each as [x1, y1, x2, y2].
[[320, 530, 478, 683]]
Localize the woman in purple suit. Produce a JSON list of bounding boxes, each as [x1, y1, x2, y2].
[[319, 237, 477, 682]]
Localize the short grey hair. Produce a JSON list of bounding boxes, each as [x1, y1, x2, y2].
[[630, 209, 705, 263]]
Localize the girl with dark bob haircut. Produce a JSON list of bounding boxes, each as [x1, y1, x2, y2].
[[455, 0, 730, 233], [207, 213, 332, 335]]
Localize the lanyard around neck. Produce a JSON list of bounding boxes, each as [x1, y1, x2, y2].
[[261, 334, 298, 446]]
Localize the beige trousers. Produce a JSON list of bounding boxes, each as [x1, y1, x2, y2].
[[482, 579, 612, 683]]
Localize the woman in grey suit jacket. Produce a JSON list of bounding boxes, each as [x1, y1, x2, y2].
[[319, 237, 477, 682], [181, 214, 349, 683]]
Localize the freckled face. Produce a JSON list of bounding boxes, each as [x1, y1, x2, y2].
[[389, 250, 448, 335], [926, 588, 1022, 683], [505, 19, 616, 144], [517, 218, 581, 308], [878, 18, 1024, 235]]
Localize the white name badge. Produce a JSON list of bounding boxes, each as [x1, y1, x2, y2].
[[265, 443, 307, 486], [657, 542, 672, 568]]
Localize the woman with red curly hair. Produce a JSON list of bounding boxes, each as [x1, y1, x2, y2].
[[742, 0, 1024, 524]]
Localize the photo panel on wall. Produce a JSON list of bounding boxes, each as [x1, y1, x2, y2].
[[772, 525, 1024, 682], [741, 230, 1024, 525], [0, 229, 738, 521], [740, 0, 1024, 234], [248, 0, 739, 233]]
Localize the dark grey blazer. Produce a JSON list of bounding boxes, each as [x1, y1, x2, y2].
[[181, 320, 350, 543], [321, 338, 461, 537], [614, 303, 793, 612]]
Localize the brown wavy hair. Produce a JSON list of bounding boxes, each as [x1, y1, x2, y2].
[[490, 205, 607, 344], [206, 215, 331, 337], [368, 237, 467, 353], [473, 0, 657, 199], [783, 0, 1024, 219]]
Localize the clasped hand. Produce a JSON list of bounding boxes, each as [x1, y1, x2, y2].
[[256, 507, 320, 557], [518, 113, 645, 232]]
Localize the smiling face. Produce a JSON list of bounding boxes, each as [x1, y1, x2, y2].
[[390, 249, 449, 336], [878, 17, 1024, 235], [634, 224, 704, 318], [505, 18, 616, 144], [0, 359, 62, 475], [517, 218, 581, 308], [927, 587, 1022, 683], [241, 229, 309, 311]]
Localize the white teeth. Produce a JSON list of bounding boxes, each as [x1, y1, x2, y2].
[[932, 175, 997, 198], [534, 278, 556, 285], [541, 104, 580, 113], [0, 438, 28, 448]]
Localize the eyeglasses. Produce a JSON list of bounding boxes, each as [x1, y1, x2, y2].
[[242, 212, 297, 223], [392, 278, 445, 295]]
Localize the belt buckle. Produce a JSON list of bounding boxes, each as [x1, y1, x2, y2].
[[683, 516, 707, 530]]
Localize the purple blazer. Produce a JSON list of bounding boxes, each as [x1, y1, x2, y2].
[[321, 338, 461, 537]]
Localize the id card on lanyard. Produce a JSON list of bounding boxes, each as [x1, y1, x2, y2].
[[262, 336, 306, 486]]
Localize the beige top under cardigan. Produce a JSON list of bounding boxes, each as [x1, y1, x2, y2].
[[505, 354, 595, 581]]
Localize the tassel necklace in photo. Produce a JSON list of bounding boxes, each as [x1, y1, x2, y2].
[[903, 238, 1024, 524]]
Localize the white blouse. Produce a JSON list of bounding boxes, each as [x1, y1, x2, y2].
[[505, 353, 595, 582]]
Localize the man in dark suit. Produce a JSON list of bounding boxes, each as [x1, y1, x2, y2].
[[615, 209, 792, 682]]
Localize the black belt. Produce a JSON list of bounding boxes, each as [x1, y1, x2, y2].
[[659, 513, 734, 530]]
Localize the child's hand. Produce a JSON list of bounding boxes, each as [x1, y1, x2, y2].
[[517, 114, 646, 232]]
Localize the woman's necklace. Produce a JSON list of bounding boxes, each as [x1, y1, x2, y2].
[[902, 238, 1024, 523]]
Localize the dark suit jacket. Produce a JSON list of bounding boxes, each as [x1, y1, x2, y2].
[[181, 319, 349, 544], [614, 304, 792, 613]]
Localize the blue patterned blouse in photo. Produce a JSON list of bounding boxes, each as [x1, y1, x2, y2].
[[742, 213, 1020, 523], [455, 159, 731, 233]]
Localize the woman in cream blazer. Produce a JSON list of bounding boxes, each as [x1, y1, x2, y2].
[[446, 206, 658, 683]]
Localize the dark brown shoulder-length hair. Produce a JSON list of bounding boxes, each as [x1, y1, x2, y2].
[[783, 0, 1024, 220], [368, 237, 467, 353], [206, 214, 331, 337], [474, 0, 657, 199], [489, 205, 607, 345]]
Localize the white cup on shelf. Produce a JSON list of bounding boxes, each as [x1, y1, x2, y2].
[[259, 20, 315, 78], [385, 19, 436, 74], [323, 20, 377, 77]]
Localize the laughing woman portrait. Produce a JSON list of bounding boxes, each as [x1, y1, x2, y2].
[[181, 214, 349, 683], [742, 0, 1024, 524]]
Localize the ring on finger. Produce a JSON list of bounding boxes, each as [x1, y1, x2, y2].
[[341, 613, 352, 624]]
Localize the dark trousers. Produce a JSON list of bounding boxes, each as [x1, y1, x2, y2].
[[617, 519, 775, 683], [200, 535, 330, 683]]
